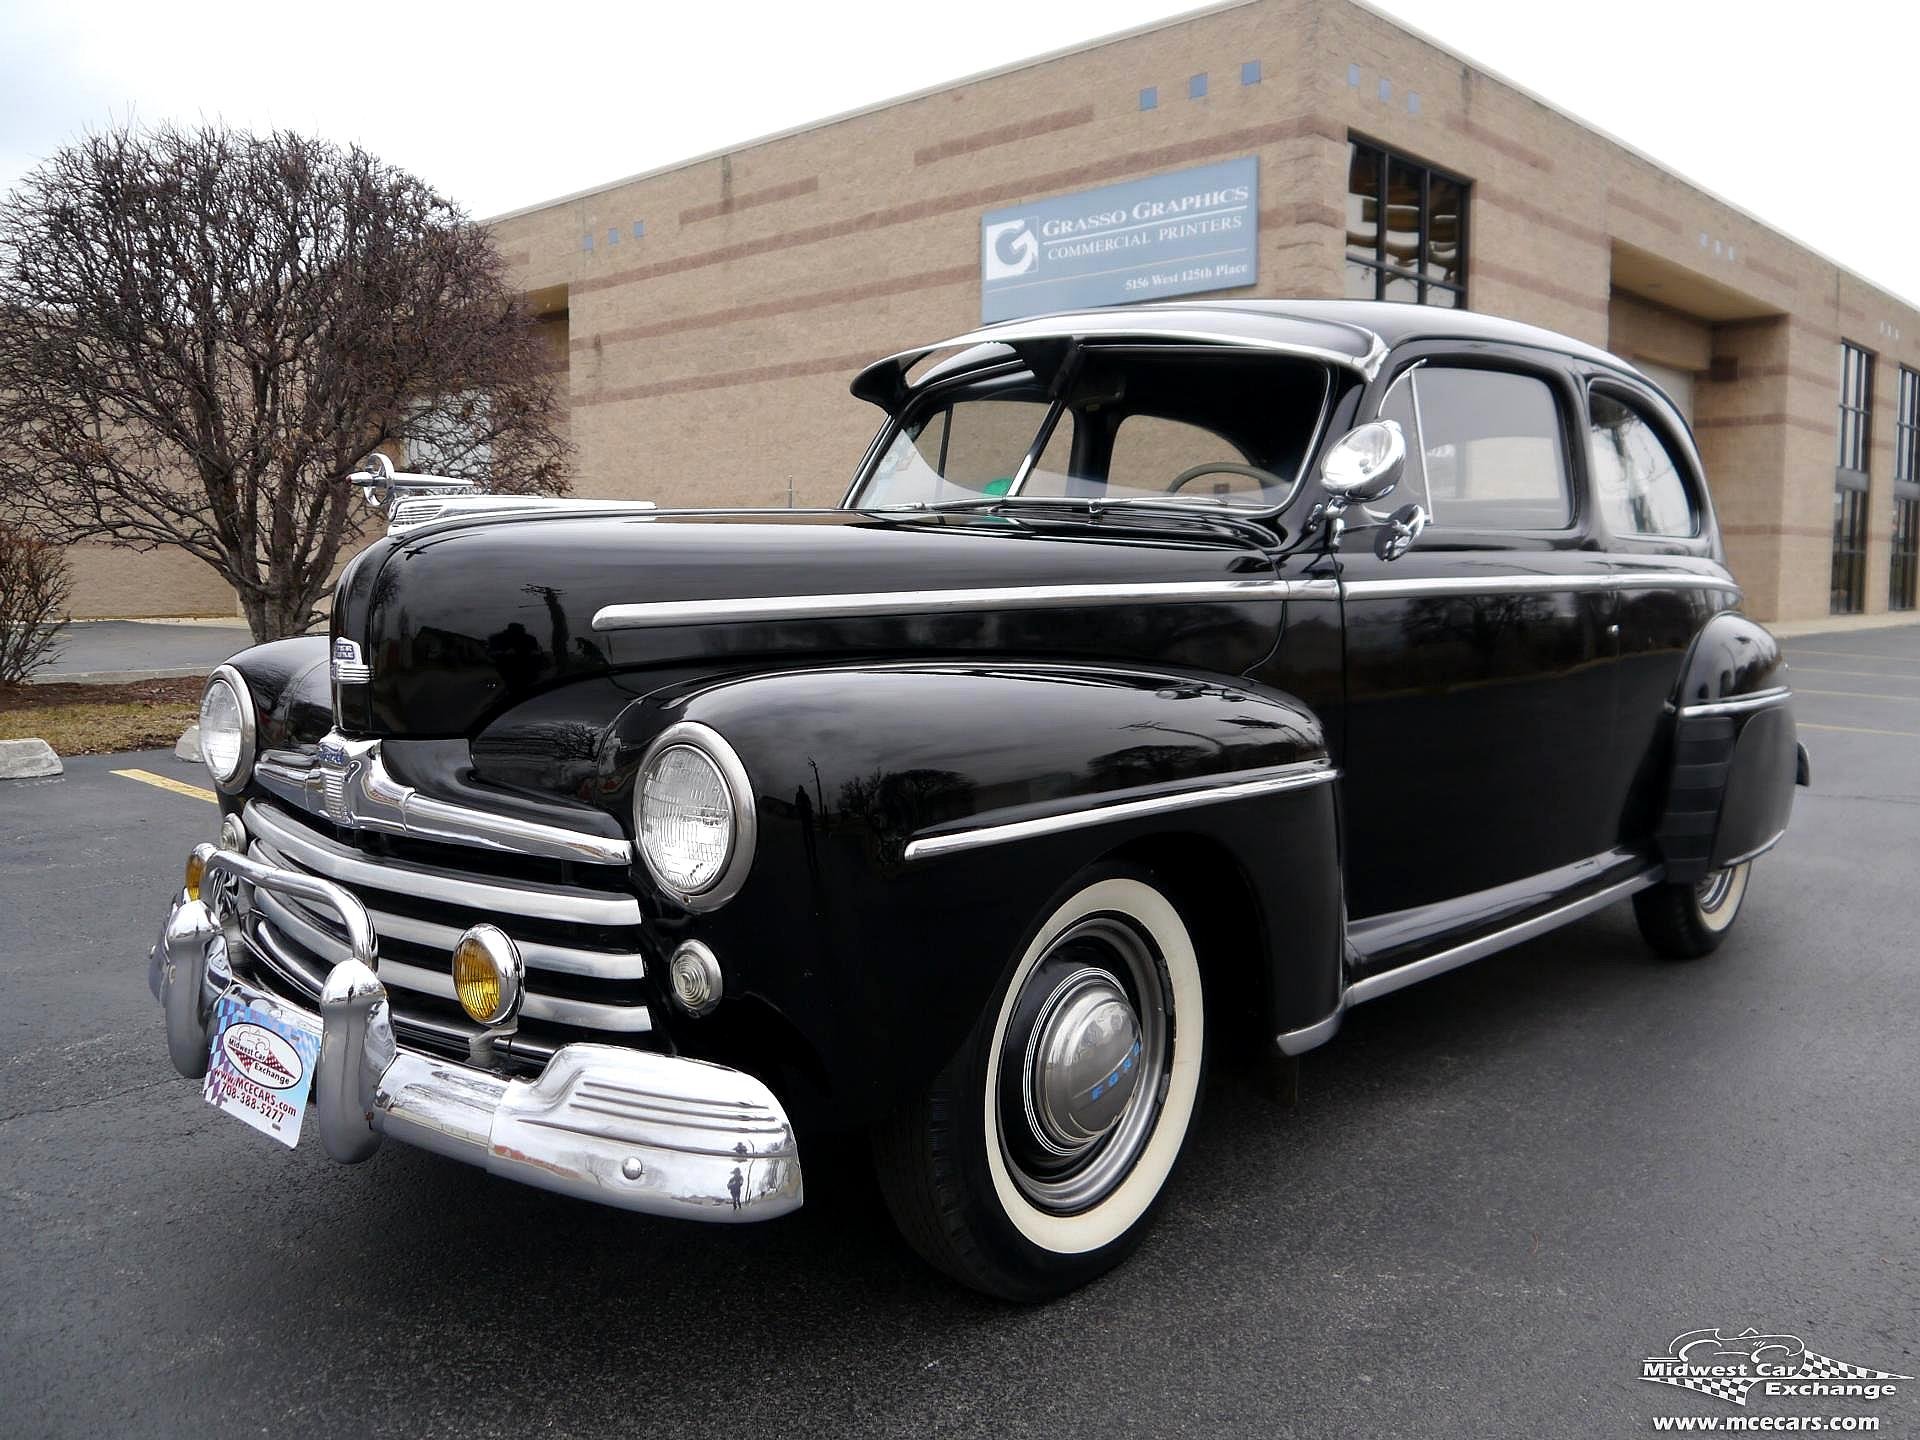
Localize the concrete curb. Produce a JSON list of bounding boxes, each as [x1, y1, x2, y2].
[[28, 665, 212, 686], [0, 737, 63, 779]]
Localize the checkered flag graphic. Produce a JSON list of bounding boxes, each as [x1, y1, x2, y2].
[[1642, 1373, 1763, 1405], [1643, 1336, 1913, 1408], [1796, 1351, 1913, 1382]]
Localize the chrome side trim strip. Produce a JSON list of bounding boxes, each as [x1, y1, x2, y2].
[[257, 731, 632, 866], [245, 802, 643, 927], [251, 838, 646, 980], [1678, 686, 1793, 718], [1344, 869, 1660, 1007], [903, 761, 1339, 863], [593, 578, 1336, 632], [1342, 571, 1741, 602], [252, 890, 653, 1034], [1717, 827, 1788, 868]]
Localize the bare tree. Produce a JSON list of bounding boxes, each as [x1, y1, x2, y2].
[[0, 523, 71, 685], [0, 124, 568, 640]]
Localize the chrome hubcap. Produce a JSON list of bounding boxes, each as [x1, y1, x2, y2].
[[999, 915, 1169, 1214], [1026, 968, 1143, 1154]]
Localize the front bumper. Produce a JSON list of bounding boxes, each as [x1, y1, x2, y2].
[[149, 846, 802, 1221]]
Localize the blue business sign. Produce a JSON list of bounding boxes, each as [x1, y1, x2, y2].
[[979, 156, 1258, 323]]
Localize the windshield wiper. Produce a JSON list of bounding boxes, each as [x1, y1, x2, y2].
[[867, 493, 1285, 547]]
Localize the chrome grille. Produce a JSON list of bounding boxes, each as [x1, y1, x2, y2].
[[240, 799, 653, 1045]]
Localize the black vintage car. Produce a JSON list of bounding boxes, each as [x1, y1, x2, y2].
[[150, 300, 1806, 1299]]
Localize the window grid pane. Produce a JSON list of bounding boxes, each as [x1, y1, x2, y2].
[[1895, 366, 1919, 485], [1831, 487, 1869, 614], [1838, 342, 1873, 473], [1345, 137, 1468, 309], [1893, 496, 1919, 611]]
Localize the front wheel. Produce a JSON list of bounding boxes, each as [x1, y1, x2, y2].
[[872, 867, 1205, 1301], [1633, 860, 1752, 959]]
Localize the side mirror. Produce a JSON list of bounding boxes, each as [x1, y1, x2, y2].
[[1320, 419, 1406, 504], [1373, 502, 1430, 561]]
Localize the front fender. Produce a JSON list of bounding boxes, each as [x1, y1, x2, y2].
[[1656, 614, 1800, 883], [619, 662, 1341, 1129]]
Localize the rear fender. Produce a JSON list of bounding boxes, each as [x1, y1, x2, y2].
[[614, 661, 1342, 1128], [1656, 614, 1800, 883]]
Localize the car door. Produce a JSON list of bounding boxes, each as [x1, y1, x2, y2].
[[1335, 348, 1620, 922], [1580, 375, 1730, 843]]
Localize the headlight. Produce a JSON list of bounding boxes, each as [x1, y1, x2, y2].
[[199, 665, 257, 791], [634, 722, 755, 909]]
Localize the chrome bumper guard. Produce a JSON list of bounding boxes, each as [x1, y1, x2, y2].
[[148, 847, 803, 1222]]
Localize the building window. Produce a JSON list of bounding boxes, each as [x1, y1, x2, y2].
[[1345, 138, 1467, 307], [1241, 60, 1262, 86], [1894, 365, 1920, 611], [1831, 342, 1874, 614], [1139, 86, 1158, 111], [1188, 73, 1208, 99]]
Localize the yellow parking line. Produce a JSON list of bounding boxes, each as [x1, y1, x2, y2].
[[112, 768, 217, 804], [1788, 648, 1920, 665], [1795, 688, 1920, 704], [1799, 722, 1920, 738], [1788, 665, 1920, 682]]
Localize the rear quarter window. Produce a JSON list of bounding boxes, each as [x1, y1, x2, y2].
[[1586, 389, 1700, 537]]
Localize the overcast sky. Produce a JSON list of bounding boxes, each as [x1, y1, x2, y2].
[[2, 0, 1914, 303]]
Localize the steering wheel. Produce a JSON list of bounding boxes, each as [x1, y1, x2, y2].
[[1166, 461, 1298, 508]]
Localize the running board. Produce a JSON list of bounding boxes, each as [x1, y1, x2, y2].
[[1276, 866, 1662, 1056]]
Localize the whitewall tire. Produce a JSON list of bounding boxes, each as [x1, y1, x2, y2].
[[873, 865, 1206, 1299]]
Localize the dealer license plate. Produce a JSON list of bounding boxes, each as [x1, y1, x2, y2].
[[203, 995, 322, 1149]]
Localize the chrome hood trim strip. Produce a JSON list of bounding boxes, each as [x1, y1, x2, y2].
[[256, 732, 632, 867], [593, 578, 1337, 632], [903, 759, 1338, 862]]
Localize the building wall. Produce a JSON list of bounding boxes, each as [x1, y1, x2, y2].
[[59, 0, 1920, 624], [479, 0, 1920, 625]]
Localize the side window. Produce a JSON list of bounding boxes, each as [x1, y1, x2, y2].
[[1107, 415, 1254, 498], [1411, 367, 1572, 529], [1586, 390, 1699, 537]]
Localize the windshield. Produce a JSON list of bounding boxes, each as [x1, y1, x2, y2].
[[850, 349, 1332, 511]]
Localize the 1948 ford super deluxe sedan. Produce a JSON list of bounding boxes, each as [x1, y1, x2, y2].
[[149, 300, 1807, 1299]]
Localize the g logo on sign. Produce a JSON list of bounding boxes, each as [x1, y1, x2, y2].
[[982, 219, 1039, 280]]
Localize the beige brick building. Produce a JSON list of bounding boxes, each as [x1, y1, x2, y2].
[[84, 0, 1920, 624]]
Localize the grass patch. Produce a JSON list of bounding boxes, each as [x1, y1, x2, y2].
[[0, 677, 203, 756]]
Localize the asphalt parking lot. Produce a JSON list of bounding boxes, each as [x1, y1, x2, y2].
[[3, 626, 1917, 1439]]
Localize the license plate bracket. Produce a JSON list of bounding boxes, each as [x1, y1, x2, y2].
[[203, 995, 322, 1148]]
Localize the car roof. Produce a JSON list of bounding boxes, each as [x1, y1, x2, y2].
[[850, 299, 1647, 408]]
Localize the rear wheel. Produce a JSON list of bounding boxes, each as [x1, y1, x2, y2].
[[1633, 860, 1752, 959], [872, 867, 1205, 1301]]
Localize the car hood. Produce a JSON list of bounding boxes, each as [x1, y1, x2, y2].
[[331, 508, 1282, 739]]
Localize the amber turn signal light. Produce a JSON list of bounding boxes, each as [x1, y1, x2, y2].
[[451, 925, 523, 1026], [183, 850, 205, 902]]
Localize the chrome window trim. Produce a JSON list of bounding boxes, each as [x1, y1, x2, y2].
[[202, 664, 259, 793], [593, 578, 1339, 631], [1343, 868, 1662, 1008], [251, 889, 653, 1034], [1677, 686, 1793, 718], [244, 801, 642, 927], [254, 731, 632, 866], [634, 721, 758, 912], [902, 760, 1339, 863]]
